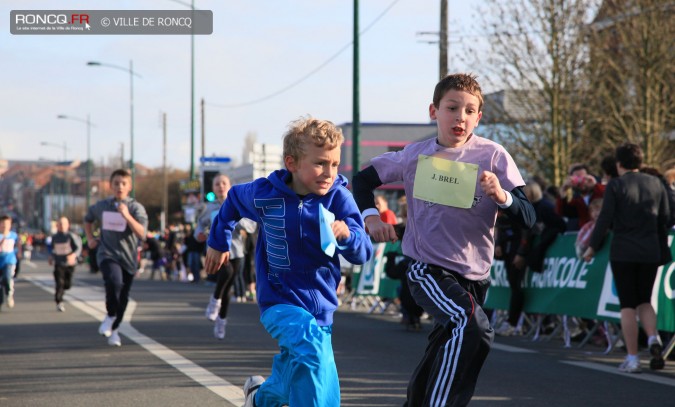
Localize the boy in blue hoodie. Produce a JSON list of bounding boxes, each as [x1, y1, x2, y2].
[[204, 117, 373, 407]]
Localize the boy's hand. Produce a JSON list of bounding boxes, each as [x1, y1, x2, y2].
[[195, 232, 207, 243], [480, 171, 507, 205], [332, 220, 350, 241], [582, 247, 595, 263], [87, 239, 98, 250], [117, 202, 131, 218], [365, 216, 398, 243], [204, 246, 229, 274]]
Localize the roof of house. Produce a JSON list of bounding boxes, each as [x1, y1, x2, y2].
[[482, 90, 545, 124]]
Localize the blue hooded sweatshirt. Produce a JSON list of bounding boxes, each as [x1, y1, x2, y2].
[[208, 169, 373, 326]]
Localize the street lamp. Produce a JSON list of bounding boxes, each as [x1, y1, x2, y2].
[[41, 141, 68, 161], [168, 0, 197, 180], [57, 114, 95, 208], [87, 60, 142, 197]]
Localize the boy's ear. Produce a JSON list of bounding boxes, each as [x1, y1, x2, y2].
[[284, 155, 297, 172], [429, 103, 437, 120]]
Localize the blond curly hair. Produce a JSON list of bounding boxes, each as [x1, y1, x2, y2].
[[283, 116, 344, 162]]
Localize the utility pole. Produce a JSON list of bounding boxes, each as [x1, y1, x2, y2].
[[189, 0, 196, 180], [120, 142, 125, 168], [201, 97, 205, 160], [417, 1, 449, 80], [85, 114, 91, 209], [162, 112, 168, 232], [439, 0, 448, 80], [129, 59, 135, 198], [352, 0, 360, 181]]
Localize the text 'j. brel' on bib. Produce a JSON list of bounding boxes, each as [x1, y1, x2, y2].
[[413, 154, 478, 208]]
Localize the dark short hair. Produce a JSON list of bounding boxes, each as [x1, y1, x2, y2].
[[568, 163, 589, 175], [109, 168, 132, 183], [433, 73, 484, 111], [0, 214, 11, 222], [615, 143, 642, 170], [600, 155, 618, 178]]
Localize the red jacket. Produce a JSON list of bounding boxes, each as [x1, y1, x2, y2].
[[556, 184, 605, 229]]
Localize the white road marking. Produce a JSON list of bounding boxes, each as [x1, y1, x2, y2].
[[492, 342, 538, 353], [494, 338, 675, 387], [561, 361, 675, 387], [23, 273, 245, 406]]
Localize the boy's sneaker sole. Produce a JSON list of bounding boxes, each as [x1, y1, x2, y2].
[[649, 343, 665, 370], [243, 375, 265, 407]]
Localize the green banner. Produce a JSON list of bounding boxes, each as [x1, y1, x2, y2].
[[485, 230, 675, 332]]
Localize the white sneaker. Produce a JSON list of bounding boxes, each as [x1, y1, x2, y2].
[[214, 316, 227, 339], [495, 321, 516, 336], [108, 329, 122, 347], [619, 356, 642, 373], [243, 375, 265, 407], [205, 297, 221, 321], [7, 293, 14, 308], [57, 303, 66, 312], [98, 315, 116, 337]]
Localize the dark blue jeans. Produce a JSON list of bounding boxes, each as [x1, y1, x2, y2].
[[187, 251, 202, 283], [100, 260, 135, 330]]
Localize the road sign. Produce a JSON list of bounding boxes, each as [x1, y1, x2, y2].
[[200, 156, 231, 164]]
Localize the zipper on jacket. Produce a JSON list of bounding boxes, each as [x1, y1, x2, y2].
[[298, 200, 304, 244], [298, 199, 318, 314]]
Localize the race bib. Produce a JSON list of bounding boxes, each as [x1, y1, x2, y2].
[[53, 242, 71, 256], [1, 237, 15, 252], [102, 211, 128, 232], [413, 154, 478, 208]]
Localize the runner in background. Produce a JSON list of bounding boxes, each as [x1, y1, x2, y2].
[[48, 216, 82, 312], [84, 169, 148, 347], [0, 214, 21, 311]]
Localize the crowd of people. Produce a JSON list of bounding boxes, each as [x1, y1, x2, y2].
[[140, 221, 258, 297], [490, 147, 674, 377], [1, 71, 674, 406]]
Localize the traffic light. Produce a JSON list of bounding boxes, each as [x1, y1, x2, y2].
[[202, 169, 220, 202]]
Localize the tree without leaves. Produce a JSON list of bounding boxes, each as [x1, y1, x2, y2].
[[134, 168, 190, 230], [471, 0, 599, 187], [585, 0, 675, 169]]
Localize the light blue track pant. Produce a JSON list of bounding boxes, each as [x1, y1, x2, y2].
[[256, 304, 339, 407]]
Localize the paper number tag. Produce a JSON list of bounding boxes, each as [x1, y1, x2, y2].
[[319, 203, 348, 257], [413, 154, 478, 208], [102, 211, 128, 232]]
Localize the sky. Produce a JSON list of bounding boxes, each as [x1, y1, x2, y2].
[[1, 0, 482, 171]]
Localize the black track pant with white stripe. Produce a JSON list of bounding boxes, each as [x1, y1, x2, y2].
[[404, 261, 494, 407]]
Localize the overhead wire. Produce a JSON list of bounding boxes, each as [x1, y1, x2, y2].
[[209, 0, 401, 108]]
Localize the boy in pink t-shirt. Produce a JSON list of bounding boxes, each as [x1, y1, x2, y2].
[[353, 73, 536, 406]]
